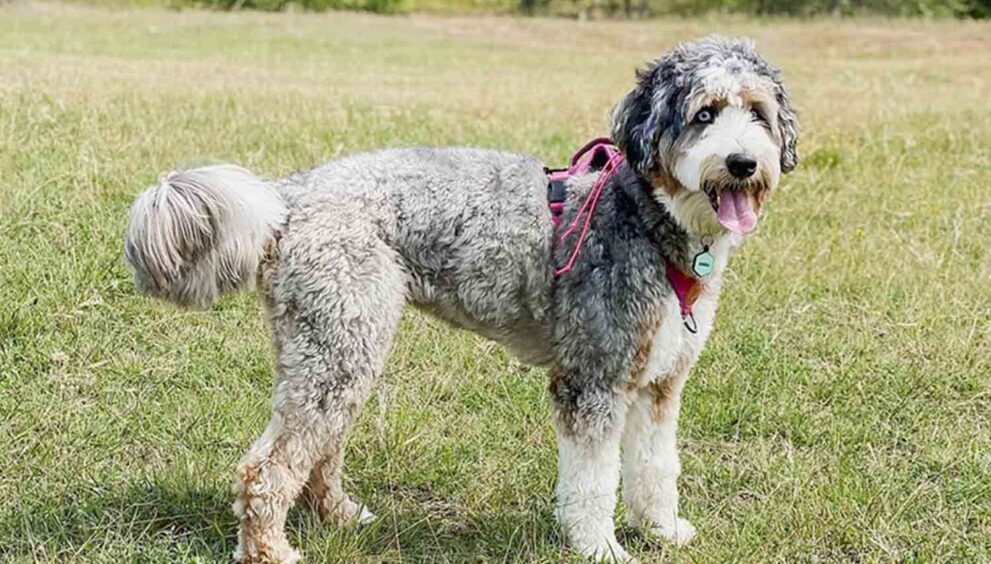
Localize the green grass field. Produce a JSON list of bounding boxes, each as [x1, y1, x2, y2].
[[1, 3, 989, 562]]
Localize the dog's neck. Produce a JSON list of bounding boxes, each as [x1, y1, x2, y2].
[[612, 164, 737, 279]]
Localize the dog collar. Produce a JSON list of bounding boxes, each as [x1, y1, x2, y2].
[[664, 263, 704, 333], [547, 138, 704, 333]]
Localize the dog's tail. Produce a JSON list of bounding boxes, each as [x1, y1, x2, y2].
[[124, 165, 287, 308]]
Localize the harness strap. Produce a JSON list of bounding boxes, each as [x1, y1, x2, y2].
[[547, 138, 703, 330], [546, 136, 619, 229], [553, 151, 624, 277], [547, 138, 622, 276]]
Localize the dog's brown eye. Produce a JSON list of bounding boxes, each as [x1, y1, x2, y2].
[[750, 108, 766, 123], [695, 107, 716, 124]]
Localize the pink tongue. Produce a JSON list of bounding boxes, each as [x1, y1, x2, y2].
[[717, 190, 758, 235]]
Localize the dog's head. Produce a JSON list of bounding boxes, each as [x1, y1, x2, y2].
[[612, 36, 798, 236]]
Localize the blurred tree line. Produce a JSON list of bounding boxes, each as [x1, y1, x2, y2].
[[191, 0, 991, 17], [527, 0, 991, 16], [646, 0, 989, 16]]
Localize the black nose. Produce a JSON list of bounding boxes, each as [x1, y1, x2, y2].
[[726, 152, 758, 179]]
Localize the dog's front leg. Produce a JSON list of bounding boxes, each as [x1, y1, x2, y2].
[[621, 372, 696, 546], [551, 375, 634, 563]]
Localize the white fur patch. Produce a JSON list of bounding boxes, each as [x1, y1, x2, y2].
[[635, 233, 734, 390], [555, 422, 633, 562], [674, 107, 778, 193], [665, 104, 780, 237], [622, 391, 695, 545]]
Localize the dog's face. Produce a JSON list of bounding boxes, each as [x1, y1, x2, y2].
[[612, 36, 798, 236]]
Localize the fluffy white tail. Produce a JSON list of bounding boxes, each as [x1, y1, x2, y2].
[[124, 165, 287, 308]]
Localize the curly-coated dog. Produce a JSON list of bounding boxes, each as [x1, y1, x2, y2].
[[124, 36, 798, 562]]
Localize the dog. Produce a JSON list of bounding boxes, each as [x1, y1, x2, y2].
[[124, 35, 797, 563]]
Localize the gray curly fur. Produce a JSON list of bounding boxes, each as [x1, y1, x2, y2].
[[125, 35, 797, 563]]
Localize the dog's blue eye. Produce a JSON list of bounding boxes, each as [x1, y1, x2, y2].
[[695, 108, 716, 124]]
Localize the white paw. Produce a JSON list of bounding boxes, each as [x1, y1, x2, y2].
[[355, 505, 377, 525], [643, 517, 697, 547], [594, 545, 637, 563], [320, 497, 376, 526], [283, 547, 302, 564], [572, 539, 637, 563]]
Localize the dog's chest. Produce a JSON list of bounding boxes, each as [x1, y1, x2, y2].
[[636, 286, 719, 387]]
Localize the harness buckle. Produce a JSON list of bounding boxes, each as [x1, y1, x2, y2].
[[547, 178, 568, 203]]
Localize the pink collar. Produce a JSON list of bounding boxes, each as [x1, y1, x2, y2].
[[664, 262, 704, 333], [547, 138, 704, 332]]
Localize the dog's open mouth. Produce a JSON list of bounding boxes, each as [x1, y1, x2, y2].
[[703, 185, 758, 235]]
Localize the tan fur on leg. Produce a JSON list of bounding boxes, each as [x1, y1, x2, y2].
[[232, 415, 315, 564], [301, 446, 376, 525]]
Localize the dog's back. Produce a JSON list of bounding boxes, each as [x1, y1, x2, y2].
[[125, 147, 558, 363]]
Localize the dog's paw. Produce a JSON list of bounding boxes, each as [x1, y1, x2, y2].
[[354, 504, 377, 525], [594, 546, 637, 563], [313, 496, 376, 527], [571, 539, 637, 563], [282, 547, 302, 564], [641, 517, 696, 547], [337, 498, 377, 526], [234, 542, 301, 564]]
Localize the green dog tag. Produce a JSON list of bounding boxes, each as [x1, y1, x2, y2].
[[692, 248, 714, 277]]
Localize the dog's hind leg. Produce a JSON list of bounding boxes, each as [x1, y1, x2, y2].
[[301, 436, 376, 525], [233, 204, 406, 563]]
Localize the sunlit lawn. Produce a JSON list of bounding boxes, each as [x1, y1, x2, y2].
[[1, 3, 989, 561]]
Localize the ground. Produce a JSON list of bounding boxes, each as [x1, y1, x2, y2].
[[0, 3, 989, 562]]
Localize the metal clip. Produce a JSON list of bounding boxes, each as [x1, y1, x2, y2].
[[682, 312, 698, 334]]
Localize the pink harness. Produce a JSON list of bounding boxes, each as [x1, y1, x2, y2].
[[547, 138, 703, 332]]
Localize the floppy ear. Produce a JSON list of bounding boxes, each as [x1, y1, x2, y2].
[[775, 83, 799, 173], [611, 65, 674, 175]]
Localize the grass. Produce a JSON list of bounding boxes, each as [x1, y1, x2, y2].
[[1, 3, 989, 561]]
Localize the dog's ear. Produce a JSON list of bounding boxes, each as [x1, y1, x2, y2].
[[611, 65, 674, 175], [774, 82, 799, 173]]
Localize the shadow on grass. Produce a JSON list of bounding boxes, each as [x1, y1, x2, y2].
[[0, 479, 235, 560], [1, 478, 565, 561], [296, 481, 564, 562]]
